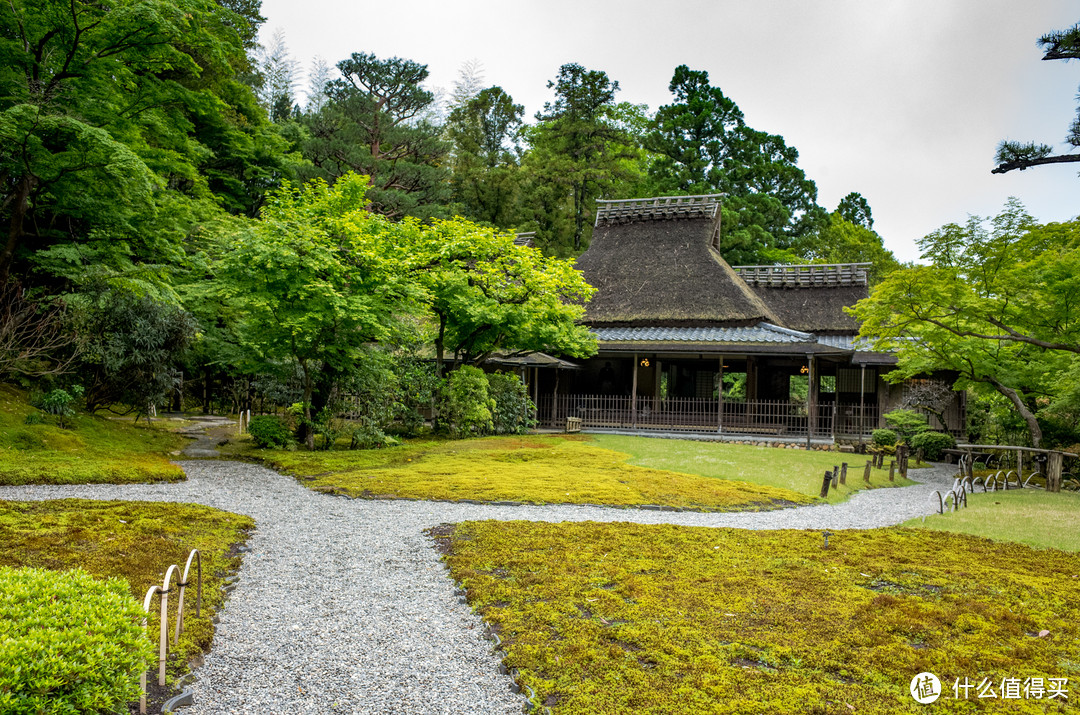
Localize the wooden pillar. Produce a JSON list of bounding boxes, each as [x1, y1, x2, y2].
[[806, 355, 817, 448], [1048, 451, 1063, 493], [631, 353, 639, 429], [552, 369, 560, 428], [532, 367, 539, 423], [1017, 449, 1023, 479], [859, 364, 866, 445], [654, 359, 662, 399], [746, 356, 758, 402], [717, 355, 724, 434]]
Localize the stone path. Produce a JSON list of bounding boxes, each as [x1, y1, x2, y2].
[[0, 456, 960, 714]]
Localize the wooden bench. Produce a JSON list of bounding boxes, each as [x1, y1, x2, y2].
[[565, 416, 582, 433]]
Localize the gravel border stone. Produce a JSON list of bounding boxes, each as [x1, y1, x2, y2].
[[0, 459, 959, 713]]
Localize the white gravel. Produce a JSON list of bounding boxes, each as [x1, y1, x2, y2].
[[0, 458, 959, 714]]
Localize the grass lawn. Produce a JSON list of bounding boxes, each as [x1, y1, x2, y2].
[[252, 435, 815, 511], [0, 385, 188, 485], [591, 434, 914, 504], [439, 521, 1080, 714], [0, 499, 253, 682], [905, 490, 1080, 552]]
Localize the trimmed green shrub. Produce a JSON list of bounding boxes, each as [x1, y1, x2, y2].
[[31, 386, 83, 429], [248, 415, 293, 448], [0, 567, 152, 715], [487, 372, 536, 435], [909, 431, 956, 461], [871, 428, 898, 447], [439, 365, 495, 437], [883, 409, 931, 442]]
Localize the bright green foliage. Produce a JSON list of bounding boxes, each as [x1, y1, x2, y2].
[[447, 87, 525, 228], [31, 386, 83, 429], [0, 385, 185, 485], [526, 63, 635, 254], [439, 366, 495, 437], [871, 428, 898, 448], [803, 213, 900, 284], [883, 409, 931, 443], [299, 52, 450, 219], [646, 65, 826, 265], [441, 521, 1080, 714], [401, 218, 597, 366], [852, 201, 1080, 446], [248, 415, 293, 448], [0, 0, 291, 286], [0, 567, 152, 715], [907, 431, 955, 460], [212, 174, 409, 445], [0, 499, 253, 685], [487, 372, 536, 435]]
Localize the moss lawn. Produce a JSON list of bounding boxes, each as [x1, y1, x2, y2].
[[0, 385, 187, 485], [905, 489, 1080, 552], [253, 435, 817, 511], [439, 521, 1080, 714], [0, 499, 253, 682]]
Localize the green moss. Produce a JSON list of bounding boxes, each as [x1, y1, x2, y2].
[[440, 521, 1080, 713], [257, 435, 814, 510], [590, 434, 915, 504], [0, 499, 254, 682], [905, 490, 1080, 552], [0, 385, 187, 485]]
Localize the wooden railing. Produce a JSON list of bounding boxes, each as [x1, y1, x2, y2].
[[594, 195, 722, 225], [733, 263, 871, 287], [536, 394, 880, 440]]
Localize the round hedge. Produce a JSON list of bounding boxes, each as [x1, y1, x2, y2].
[[871, 428, 898, 447], [908, 431, 956, 461], [248, 415, 293, 448], [0, 567, 153, 715]]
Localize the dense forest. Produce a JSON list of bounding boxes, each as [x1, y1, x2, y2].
[[9, 0, 1077, 450]]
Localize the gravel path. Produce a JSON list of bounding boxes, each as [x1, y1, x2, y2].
[[0, 458, 959, 714]]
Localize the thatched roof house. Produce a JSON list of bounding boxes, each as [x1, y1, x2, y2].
[[530, 195, 965, 441]]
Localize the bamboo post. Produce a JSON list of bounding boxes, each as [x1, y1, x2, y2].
[[159, 565, 179, 686], [140, 585, 163, 715]]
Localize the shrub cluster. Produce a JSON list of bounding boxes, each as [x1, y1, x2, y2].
[[438, 367, 535, 438], [0, 567, 152, 715], [908, 431, 956, 461], [247, 415, 293, 448], [871, 428, 898, 447]]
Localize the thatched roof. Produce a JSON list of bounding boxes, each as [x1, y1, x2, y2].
[[576, 215, 779, 327], [747, 284, 866, 334]]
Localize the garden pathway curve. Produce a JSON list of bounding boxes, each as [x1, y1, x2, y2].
[[0, 458, 960, 714]]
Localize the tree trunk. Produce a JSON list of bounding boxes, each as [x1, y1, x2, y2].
[[989, 379, 1042, 447], [299, 360, 315, 450], [0, 176, 34, 283]]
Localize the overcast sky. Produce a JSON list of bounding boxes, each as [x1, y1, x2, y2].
[[259, 0, 1078, 263]]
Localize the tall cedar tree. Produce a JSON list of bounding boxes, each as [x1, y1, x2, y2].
[[994, 23, 1080, 174], [299, 52, 450, 220], [446, 87, 525, 228], [529, 64, 634, 254], [647, 65, 826, 265]]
